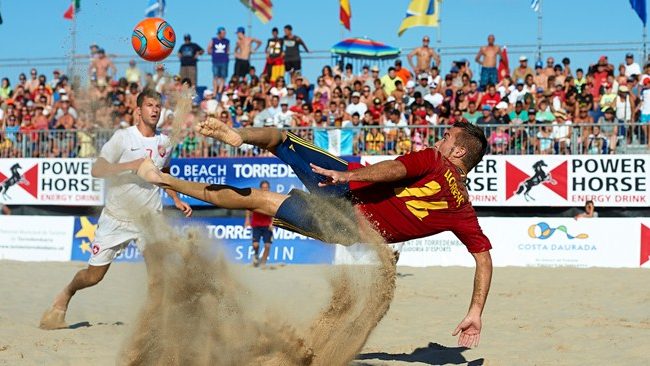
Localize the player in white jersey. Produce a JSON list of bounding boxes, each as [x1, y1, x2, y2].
[[39, 90, 192, 330]]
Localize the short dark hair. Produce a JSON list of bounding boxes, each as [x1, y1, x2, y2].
[[284, 24, 292, 30], [136, 89, 162, 107], [260, 180, 270, 188], [452, 121, 488, 171]]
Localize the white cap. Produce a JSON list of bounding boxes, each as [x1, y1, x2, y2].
[[61, 95, 70, 102], [203, 89, 214, 97], [58, 88, 67, 94], [406, 80, 416, 89], [352, 91, 361, 97], [43, 107, 51, 116], [496, 101, 508, 110], [385, 96, 396, 104], [119, 121, 130, 128], [264, 117, 275, 126], [240, 114, 249, 121], [519, 55, 528, 61]]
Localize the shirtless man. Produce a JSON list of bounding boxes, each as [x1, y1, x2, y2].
[[89, 49, 117, 88], [407, 36, 440, 74], [475, 34, 501, 91], [234, 27, 262, 79]]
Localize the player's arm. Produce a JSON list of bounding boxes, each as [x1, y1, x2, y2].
[[310, 160, 407, 186], [161, 167, 192, 217], [453, 250, 492, 348], [91, 157, 144, 178]]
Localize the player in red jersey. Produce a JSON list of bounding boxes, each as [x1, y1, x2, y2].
[[136, 120, 492, 348], [245, 180, 275, 267]]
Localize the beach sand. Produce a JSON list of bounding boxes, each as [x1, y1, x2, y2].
[[1, 261, 648, 365]]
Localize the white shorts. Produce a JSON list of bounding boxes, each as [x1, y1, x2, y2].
[[89, 213, 145, 266]]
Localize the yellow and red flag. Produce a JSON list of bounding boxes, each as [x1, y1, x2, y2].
[[240, 0, 273, 24], [340, 0, 351, 30]]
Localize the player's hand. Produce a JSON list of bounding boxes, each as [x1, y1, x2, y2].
[[174, 200, 193, 217], [310, 163, 350, 186], [452, 312, 482, 348]]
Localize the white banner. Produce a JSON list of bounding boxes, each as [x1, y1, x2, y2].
[[0, 215, 74, 261], [361, 155, 650, 207], [336, 218, 650, 268], [0, 159, 104, 206]]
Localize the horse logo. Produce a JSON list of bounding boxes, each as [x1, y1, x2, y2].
[[0, 163, 30, 200], [515, 160, 557, 201]]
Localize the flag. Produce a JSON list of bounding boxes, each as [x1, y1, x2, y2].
[[398, 0, 440, 36], [340, 0, 351, 30], [0, 10, 3, 25], [314, 129, 353, 156], [630, 0, 647, 25], [145, 0, 165, 17], [63, 0, 81, 20], [240, 0, 273, 24], [497, 46, 510, 81], [530, 0, 540, 12]]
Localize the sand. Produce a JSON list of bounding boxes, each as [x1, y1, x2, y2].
[[1, 261, 648, 365]]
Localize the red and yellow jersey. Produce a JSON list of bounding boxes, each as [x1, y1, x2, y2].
[[350, 148, 492, 253]]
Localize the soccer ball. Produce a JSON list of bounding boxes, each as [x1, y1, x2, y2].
[[131, 17, 176, 62]]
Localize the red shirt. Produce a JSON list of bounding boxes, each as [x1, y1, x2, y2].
[[349, 149, 492, 253], [251, 211, 273, 227], [479, 93, 500, 109]]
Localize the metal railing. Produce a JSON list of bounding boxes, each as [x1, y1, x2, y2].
[[0, 123, 648, 159]]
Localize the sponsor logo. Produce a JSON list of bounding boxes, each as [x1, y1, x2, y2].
[[528, 222, 588, 240], [506, 159, 567, 201], [130, 147, 140, 151], [158, 145, 167, 158], [91, 243, 100, 255], [75, 216, 98, 255], [0, 162, 38, 200]]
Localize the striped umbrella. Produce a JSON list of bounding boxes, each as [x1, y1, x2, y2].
[[331, 37, 400, 59]]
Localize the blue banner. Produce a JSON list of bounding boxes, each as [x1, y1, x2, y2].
[[162, 157, 360, 206], [70, 216, 335, 265]]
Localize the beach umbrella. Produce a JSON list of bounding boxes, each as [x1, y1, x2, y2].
[[330, 37, 401, 71]]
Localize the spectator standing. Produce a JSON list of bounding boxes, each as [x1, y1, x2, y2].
[[475, 34, 501, 90], [244, 180, 274, 267], [283, 25, 309, 77], [624, 53, 641, 77], [125, 60, 142, 85], [208, 27, 230, 95], [233, 27, 261, 80], [407, 36, 440, 73], [264, 27, 284, 82], [178, 34, 204, 88], [89, 49, 116, 88]]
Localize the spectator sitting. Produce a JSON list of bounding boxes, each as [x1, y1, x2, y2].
[[575, 200, 598, 219], [587, 125, 609, 154]]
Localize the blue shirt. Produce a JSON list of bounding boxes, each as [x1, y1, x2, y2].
[[210, 37, 229, 64]]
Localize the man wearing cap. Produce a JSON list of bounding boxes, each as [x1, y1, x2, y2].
[[283, 25, 309, 77], [366, 65, 380, 90], [208, 27, 230, 95], [407, 36, 440, 73], [414, 73, 430, 96], [274, 99, 295, 128], [624, 53, 641, 78], [346, 91, 368, 118], [178, 34, 204, 88], [533, 61, 547, 91], [475, 34, 501, 90], [234, 27, 262, 80], [512, 56, 533, 81]]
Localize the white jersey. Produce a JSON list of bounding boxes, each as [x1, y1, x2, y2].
[[99, 126, 172, 222]]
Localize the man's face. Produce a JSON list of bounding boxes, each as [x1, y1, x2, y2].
[[520, 60, 527, 67], [468, 103, 476, 112], [218, 30, 226, 38], [626, 56, 633, 65], [284, 28, 291, 36], [389, 69, 396, 78], [271, 97, 279, 107], [585, 202, 594, 212], [488, 86, 495, 94], [422, 37, 430, 46], [260, 182, 270, 191], [487, 35, 495, 45], [434, 128, 463, 160], [546, 57, 554, 67], [138, 97, 161, 127]]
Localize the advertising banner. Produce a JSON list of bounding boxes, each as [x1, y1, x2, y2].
[[361, 155, 650, 207], [0, 159, 104, 206], [162, 157, 360, 206], [0, 215, 74, 261], [69, 216, 335, 265]]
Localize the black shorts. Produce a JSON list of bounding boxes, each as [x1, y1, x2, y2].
[[252, 226, 272, 243], [234, 58, 250, 78], [284, 59, 301, 73]]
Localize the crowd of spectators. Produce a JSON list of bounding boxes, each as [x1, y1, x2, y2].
[[1, 31, 650, 159]]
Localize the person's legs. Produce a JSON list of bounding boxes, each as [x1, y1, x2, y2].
[[260, 228, 273, 265], [137, 159, 287, 217], [251, 226, 262, 267]]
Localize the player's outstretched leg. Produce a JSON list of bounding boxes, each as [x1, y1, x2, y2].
[[196, 117, 284, 152], [137, 159, 286, 216]]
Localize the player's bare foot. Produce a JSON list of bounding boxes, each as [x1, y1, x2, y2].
[[195, 117, 243, 147], [39, 307, 68, 330], [136, 158, 168, 188]]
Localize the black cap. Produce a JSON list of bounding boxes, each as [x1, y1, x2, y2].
[[184, 34, 191, 40]]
